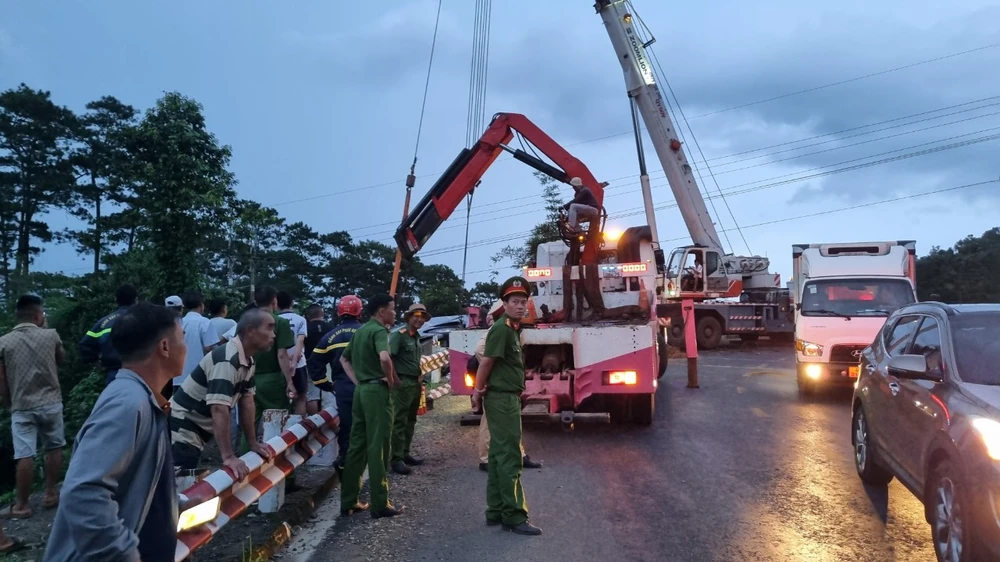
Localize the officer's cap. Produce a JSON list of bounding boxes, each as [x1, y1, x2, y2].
[[499, 276, 530, 301]]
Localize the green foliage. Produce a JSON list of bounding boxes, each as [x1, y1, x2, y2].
[[491, 171, 564, 271], [0, 84, 78, 297], [917, 227, 1000, 302], [123, 92, 236, 297], [468, 281, 500, 306]]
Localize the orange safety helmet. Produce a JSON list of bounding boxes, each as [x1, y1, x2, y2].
[[337, 295, 363, 318]]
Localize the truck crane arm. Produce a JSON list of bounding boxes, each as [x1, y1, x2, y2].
[[394, 112, 607, 264]]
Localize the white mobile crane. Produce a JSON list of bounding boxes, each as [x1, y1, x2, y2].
[[595, 0, 794, 349]]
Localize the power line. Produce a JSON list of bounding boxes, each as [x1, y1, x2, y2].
[[346, 98, 1000, 234], [267, 45, 1000, 208], [401, 132, 1000, 255], [689, 43, 1000, 120], [436, 179, 1000, 263], [358, 126, 1000, 240]]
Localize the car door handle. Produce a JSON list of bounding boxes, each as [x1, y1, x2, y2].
[[889, 381, 900, 396]]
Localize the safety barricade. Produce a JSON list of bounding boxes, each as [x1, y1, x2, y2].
[[420, 350, 449, 373], [174, 407, 339, 562]]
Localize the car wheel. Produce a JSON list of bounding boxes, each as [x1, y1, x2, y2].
[[929, 458, 981, 562], [657, 330, 668, 379], [851, 406, 893, 485], [630, 394, 654, 425]]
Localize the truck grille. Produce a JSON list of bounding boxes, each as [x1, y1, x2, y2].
[[830, 345, 866, 364]]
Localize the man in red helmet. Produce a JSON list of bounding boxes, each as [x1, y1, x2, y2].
[[307, 295, 364, 471]]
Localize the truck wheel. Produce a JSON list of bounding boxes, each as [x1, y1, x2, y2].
[[666, 323, 685, 349], [657, 330, 668, 379], [631, 394, 654, 425], [696, 316, 723, 350]]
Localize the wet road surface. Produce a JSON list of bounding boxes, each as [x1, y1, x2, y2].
[[295, 344, 936, 562]]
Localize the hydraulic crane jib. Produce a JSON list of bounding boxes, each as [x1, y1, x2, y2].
[[393, 113, 610, 267]]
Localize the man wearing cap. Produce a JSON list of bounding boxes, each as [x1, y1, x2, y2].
[[164, 295, 183, 317], [473, 300, 542, 472], [388, 303, 431, 475], [562, 176, 600, 233], [471, 276, 542, 536]]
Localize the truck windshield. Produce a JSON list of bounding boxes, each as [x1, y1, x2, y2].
[[800, 278, 914, 318], [951, 312, 1000, 385]]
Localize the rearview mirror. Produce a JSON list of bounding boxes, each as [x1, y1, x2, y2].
[[887, 354, 939, 381]]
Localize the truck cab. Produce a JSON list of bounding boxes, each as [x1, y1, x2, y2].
[[792, 241, 917, 394]]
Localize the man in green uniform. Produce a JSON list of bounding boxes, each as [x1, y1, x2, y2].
[[339, 294, 404, 519], [471, 277, 542, 536], [249, 286, 297, 428], [389, 303, 431, 475]]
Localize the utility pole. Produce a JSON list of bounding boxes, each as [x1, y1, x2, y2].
[[249, 241, 256, 302]]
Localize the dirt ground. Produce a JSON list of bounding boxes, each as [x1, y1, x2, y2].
[[0, 441, 336, 562]]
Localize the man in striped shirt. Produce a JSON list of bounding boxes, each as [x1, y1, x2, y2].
[[169, 309, 276, 480]]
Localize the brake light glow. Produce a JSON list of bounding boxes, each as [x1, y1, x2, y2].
[[464, 374, 474, 388], [608, 371, 637, 385]]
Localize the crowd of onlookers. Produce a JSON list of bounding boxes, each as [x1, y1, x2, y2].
[[0, 281, 441, 560]]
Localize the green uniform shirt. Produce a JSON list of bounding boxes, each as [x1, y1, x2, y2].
[[254, 312, 295, 375], [343, 319, 391, 383], [390, 328, 422, 378], [482, 314, 525, 393]]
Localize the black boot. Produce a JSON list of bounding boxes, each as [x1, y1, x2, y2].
[[391, 459, 412, 475], [503, 521, 542, 535], [479, 462, 488, 472], [522, 456, 543, 469], [371, 504, 404, 519], [403, 454, 424, 466]]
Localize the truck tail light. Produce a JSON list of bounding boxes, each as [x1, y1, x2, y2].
[[605, 370, 637, 385], [464, 374, 475, 388]]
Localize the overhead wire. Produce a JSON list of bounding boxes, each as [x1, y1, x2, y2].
[[353, 115, 1000, 239], [343, 99, 1000, 234], [270, 90, 1000, 209], [461, 0, 492, 281]]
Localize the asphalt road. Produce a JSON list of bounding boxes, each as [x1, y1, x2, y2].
[[294, 343, 937, 562]]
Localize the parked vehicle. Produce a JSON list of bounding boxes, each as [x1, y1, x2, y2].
[[851, 301, 1000, 562]]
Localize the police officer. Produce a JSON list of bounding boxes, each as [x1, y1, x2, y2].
[[471, 277, 542, 536], [307, 295, 363, 471], [79, 284, 138, 386], [339, 294, 404, 519], [389, 303, 431, 475]]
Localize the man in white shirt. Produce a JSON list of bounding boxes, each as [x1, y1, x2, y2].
[[176, 292, 219, 391], [277, 291, 309, 416], [208, 299, 236, 343]]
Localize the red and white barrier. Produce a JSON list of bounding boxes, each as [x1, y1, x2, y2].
[[174, 407, 339, 562]]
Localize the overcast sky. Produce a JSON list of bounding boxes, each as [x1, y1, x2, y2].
[[3, 0, 999, 290]]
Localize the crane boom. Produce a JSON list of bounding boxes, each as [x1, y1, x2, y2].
[[394, 112, 607, 265], [594, 0, 723, 252]]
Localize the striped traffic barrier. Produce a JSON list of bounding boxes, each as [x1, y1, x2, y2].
[[420, 350, 449, 373], [174, 407, 339, 562], [427, 383, 452, 401]]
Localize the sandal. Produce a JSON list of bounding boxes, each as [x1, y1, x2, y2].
[[0, 505, 31, 519], [43, 497, 59, 509], [0, 539, 25, 554]]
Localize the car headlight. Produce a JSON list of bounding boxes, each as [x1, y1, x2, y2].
[[795, 339, 824, 357], [177, 497, 221, 532], [972, 418, 1000, 461]]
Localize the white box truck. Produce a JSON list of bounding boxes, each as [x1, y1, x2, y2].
[[791, 241, 917, 394]]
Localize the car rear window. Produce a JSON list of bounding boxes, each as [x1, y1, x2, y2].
[[951, 312, 1000, 385]]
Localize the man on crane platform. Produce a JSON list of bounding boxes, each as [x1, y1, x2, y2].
[[562, 177, 600, 234]]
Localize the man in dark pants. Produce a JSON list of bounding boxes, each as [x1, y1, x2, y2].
[[306, 295, 363, 471], [79, 284, 138, 386], [471, 277, 542, 536], [388, 303, 431, 475], [339, 294, 403, 519]]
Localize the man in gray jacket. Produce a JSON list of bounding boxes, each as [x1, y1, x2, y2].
[[45, 303, 185, 562]]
